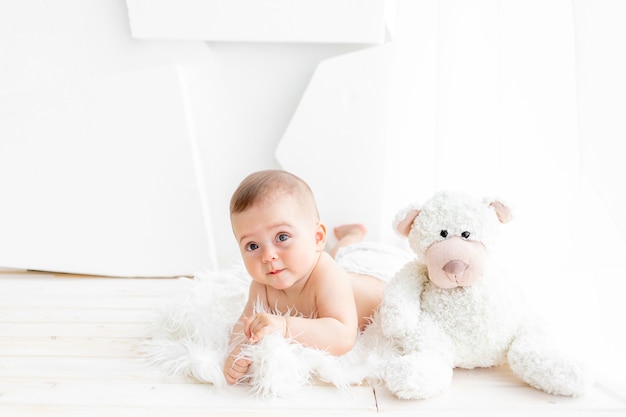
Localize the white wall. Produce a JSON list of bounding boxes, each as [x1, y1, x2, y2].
[[196, 42, 375, 267], [0, 0, 377, 275], [0, 1, 217, 276]]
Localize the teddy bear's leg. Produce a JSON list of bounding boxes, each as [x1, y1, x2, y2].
[[507, 329, 593, 397], [384, 350, 453, 400]]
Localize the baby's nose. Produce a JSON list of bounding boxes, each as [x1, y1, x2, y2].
[[262, 248, 279, 262]]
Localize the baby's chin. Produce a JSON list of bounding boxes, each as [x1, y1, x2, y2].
[[268, 273, 309, 292]]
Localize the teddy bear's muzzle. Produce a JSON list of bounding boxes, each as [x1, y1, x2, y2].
[[425, 237, 486, 288]]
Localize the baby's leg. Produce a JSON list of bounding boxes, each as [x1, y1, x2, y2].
[[329, 224, 368, 258]]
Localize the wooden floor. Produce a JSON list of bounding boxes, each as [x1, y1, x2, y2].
[[1, 269, 624, 416]]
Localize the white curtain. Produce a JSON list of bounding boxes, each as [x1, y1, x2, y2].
[[279, 0, 626, 383], [389, 0, 582, 265], [390, 0, 626, 384]]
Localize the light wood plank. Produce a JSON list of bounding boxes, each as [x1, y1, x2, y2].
[[0, 406, 373, 417], [0, 296, 167, 310], [0, 357, 156, 381], [0, 322, 150, 338], [0, 307, 156, 323], [0, 272, 187, 292], [0, 275, 188, 310], [374, 366, 626, 415], [0, 382, 377, 417], [0, 337, 142, 357]]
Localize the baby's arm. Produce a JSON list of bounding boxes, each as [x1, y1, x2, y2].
[[223, 284, 264, 385], [243, 254, 358, 355], [281, 255, 359, 355], [223, 318, 251, 384]]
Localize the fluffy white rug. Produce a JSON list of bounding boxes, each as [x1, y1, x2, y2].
[[142, 265, 388, 397]]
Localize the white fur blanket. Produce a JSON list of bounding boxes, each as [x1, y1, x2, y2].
[[142, 265, 389, 398]]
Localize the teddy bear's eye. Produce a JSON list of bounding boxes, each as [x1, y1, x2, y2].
[[440, 230, 448, 238], [461, 231, 471, 239]]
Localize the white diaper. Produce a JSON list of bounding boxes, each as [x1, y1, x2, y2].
[[334, 242, 413, 283]]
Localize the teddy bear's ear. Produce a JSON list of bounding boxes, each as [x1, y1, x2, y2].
[[489, 201, 512, 224], [394, 209, 421, 237]]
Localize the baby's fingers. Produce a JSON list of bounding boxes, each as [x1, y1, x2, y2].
[[224, 353, 251, 385], [225, 360, 250, 384], [245, 315, 265, 343], [242, 316, 252, 339], [248, 315, 286, 343]]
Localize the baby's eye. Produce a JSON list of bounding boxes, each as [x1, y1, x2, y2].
[[276, 233, 290, 243], [440, 230, 448, 238], [461, 231, 471, 239], [245, 242, 259, 252]]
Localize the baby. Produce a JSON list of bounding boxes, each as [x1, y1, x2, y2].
[[223, 169, 388, 385]]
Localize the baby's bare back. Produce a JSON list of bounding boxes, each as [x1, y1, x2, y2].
[[350, 272, 385, 330]]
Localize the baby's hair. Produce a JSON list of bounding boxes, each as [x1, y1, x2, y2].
[[230, 170, 320, 220]]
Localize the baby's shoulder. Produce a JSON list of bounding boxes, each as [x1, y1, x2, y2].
[[315, 251, 349, 276], [309, 253, 351, 291], [247, 280, 269, 304]]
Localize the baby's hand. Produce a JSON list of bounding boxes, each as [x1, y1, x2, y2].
[[223, 346, 251, 385], [244, 313, 287, 343]]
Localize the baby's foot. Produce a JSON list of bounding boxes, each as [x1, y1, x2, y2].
[[334, 224, 368, 241]]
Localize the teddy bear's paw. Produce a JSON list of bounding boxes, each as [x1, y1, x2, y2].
[[508, 338, 594, 397], [384, 351, 453, 400]]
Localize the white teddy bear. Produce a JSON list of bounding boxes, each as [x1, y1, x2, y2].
[[377, 191, 593, 399]]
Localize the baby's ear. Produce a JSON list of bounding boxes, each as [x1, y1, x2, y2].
[[315, 223, 327, 250]]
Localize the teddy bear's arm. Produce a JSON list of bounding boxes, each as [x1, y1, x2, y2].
[[379, 261, 425, 341]]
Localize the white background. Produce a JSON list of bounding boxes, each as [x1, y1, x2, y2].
[[0, 0, 624, 389]]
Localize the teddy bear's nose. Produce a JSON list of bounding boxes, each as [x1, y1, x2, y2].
[[443, 260, 468, 276]]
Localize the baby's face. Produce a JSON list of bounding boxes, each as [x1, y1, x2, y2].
[[231, 195, 326, 291]]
